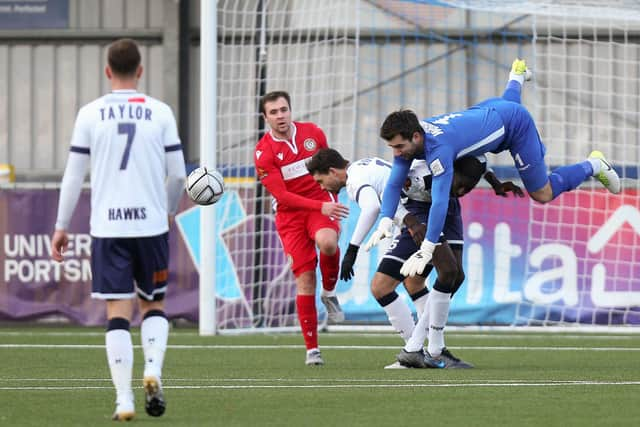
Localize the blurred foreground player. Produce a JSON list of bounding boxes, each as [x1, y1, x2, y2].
[[51, 39, 186, 420]]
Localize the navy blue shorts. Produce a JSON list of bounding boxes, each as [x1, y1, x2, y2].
[[378, 198, 463, 281], [90, 233, 169, 301]]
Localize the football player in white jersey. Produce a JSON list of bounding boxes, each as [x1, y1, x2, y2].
[[307, 148, 522, 368], [307, 151, 431, 341], [50, 39, 186, 420]]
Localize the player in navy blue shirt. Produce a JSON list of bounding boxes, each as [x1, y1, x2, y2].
[[366, 59, 621, 362]]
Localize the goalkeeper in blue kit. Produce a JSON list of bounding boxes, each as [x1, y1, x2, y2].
[[366, 59, 622, 366]]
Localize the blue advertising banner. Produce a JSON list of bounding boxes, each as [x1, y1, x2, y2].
[[330, 189, 640, 325], [1, 186, 638, 327], [331, 189, 640, 325], [0, 0, 68, 29]]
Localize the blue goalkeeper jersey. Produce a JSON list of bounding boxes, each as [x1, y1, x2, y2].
[[381, 104, 507, 244]]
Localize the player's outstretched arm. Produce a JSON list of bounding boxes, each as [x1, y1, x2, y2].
[[401, 171, 451, 275], [256, 146, 336, 213], [483, 170, 525, 197], [52, 135, 91, 263], [339, 186, 381, 280], [339, 244, 359, 281], [349, 186, 381, 244], [166, 150, 187, 214], [363, 217, 393, 251], [258, 170, 325, 212]]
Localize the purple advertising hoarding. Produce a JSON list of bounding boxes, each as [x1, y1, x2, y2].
[[0, 189, 199, 325]]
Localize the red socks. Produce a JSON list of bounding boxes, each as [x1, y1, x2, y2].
[[319, 249, 340, 292], [296, 294, 317, 350], [296, 249, 339, 350]]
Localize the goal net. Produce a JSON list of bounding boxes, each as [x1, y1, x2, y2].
[[200, 0, 640, 333], [197, 0, 359, 332]]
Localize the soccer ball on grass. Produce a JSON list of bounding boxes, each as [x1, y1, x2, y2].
[[186, 166, 225, 205]]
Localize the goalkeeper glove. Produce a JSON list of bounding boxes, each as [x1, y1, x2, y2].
[[363, 217, 393, 251], [339, 243, 359, 281], [400, 240, 436, 277]]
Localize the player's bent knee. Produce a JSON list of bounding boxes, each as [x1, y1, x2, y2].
[[529, 183, 554, 203], [315, 228, 339, 255], [530, 192, 553, 204], [404, 276, 426, 295], [436, 264, 460, 287], [315, 237, 338, 255], [433, 280, 453, 293], [370, 273, 398, 299]]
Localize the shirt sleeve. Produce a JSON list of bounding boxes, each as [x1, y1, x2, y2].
[[350, 185, 380, 245], [163, 108, 187, 215], [165, 149, 186, 215], [255, 144, 323, 211], [380, 156, 411, 218], [425, 148, 455, 243], [55, 109, 91, 230]]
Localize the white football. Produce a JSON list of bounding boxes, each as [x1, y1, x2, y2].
[[185, 166, 225, 205]]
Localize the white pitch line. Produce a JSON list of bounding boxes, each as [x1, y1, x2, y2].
[[1, 378, 638, 384], [1, 343, 639, 351], [0, 331, 638, 340], [1, 381, 639, 391]]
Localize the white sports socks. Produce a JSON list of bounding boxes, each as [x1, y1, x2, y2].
[[426, 289, 451, 357], [141, 315, 169, 379], [106, 329, 134, 403], [383, 296, 416, 343]]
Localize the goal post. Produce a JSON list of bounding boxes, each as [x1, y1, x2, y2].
[[199, 0, 640, 334], [199, 0, 217, 335]]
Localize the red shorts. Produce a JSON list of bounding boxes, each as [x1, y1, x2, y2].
[[275, 210, 340, 277]]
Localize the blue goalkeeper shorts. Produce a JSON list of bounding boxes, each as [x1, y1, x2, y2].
[[476, 97, 549, 193]]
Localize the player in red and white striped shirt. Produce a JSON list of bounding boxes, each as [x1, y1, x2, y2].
[[255, 91, 349, 365]]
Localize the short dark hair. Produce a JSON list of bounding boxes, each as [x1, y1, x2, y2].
[[380, 109, 422, 141], [307, 148, 349, 175], [107, 38, 141, 77], [453, 156, 487, 186], [260, 91, 291, 114]]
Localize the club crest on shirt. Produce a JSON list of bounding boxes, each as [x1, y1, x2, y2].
[[303, 138, 317, 151], [429, 158, 445, 176]]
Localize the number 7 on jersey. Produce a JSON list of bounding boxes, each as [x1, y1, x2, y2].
[[118, 122, 136, 170]]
